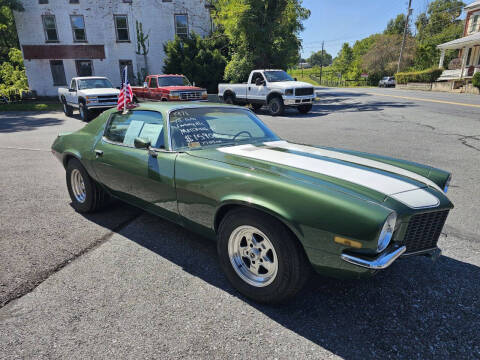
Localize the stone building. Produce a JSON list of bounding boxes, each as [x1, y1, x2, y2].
[[14, 0, 212, 96]]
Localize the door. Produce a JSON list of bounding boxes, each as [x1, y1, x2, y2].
[[67, 79, 77, 104], [148, 77, 160, 101], [248, 72, 266, 103], [92, 110, 178, 220]]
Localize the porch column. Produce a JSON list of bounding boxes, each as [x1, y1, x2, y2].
[[460, 47, 468, 79], [439, 48, 446, 68]]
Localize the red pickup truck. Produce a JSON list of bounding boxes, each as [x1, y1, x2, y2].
[[132, 75, 208, 102]]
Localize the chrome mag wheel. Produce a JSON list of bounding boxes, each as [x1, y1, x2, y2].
[[70, 168, 86, 203], [228, 225, 278, 287]]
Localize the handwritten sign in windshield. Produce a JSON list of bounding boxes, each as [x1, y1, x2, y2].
[[171, 111, 224, 147]]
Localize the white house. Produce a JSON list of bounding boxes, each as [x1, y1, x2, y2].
[[437, 0, 480, 83], [14, 0, 213, 96]]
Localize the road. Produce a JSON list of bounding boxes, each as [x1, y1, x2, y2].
[[0, 88, 479, 359]]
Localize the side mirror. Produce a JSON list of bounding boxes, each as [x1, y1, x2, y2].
[[134, 137, 151, 149], [192, 82, 196, 86], [69, 88, 75, 92], [294, 77, 297, 81]]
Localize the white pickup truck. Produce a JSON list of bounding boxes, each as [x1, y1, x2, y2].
[[218, 69, 316, 115], [58, 76, 119, 121]]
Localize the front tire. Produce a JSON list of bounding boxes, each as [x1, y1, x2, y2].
[[297, 104, 312, 114], [62, 98, 73, 117], [268, 96, 284, 116], [66, 158, 108, 213], [79, 102, 90, 122], [217, 209, 310, 303]]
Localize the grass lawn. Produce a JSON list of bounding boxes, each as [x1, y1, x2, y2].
[[0, 102, 63, 112]]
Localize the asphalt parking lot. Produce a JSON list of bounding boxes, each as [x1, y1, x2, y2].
[[0, 88, 479, 359]]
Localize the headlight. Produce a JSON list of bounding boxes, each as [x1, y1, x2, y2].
[[201, 90, 208, 98], [284, 89, 293, 96], [170, 91, 180, 97], [377, 212, 396, 252], [443, 174, 451, 193], [86, 96, 97, 100]]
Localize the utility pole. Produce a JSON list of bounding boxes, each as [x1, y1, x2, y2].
[[397, 0, 412, 73], [320, 41, 324, 85]]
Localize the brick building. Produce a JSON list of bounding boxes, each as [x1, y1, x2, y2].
[[14, 0, 212, 96]]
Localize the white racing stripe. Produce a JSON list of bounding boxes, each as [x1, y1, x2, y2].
[[219, 144, 439, 209], [265, 140, 442, 192]]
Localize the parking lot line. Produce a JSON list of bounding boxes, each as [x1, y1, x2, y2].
[[366, 92, 480, 108]]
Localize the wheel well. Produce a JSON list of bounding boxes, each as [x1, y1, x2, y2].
[[267, 92, 282, 104], [214, 204, 300, 242], [78, 97, 86, 104], [161, 98, 168, 101], [63, 154, 79, 169], [61, 96, 66, 103]]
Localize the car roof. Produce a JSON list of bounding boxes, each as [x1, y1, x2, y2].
[[74, 76, 108, 80], [130, 101, 245, 113], [150, 74, 185, 77]]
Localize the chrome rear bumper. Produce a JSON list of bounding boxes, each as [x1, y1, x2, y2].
[[341, 245, 406, 270]]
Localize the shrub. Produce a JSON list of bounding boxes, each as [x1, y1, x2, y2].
[[472, 72, 480, 90], [395, 67, 444, 84], [0, 48, 29, 101]]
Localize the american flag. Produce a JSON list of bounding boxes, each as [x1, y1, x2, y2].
[[117, 66, 134, 112]]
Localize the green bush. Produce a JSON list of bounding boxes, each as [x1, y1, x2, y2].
[[0, 48, 29, 100], [472, 72, 480, 90], [395, 67, 444, 84]]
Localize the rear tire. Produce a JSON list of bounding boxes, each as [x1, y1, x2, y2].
[[268, 96, 284, 116], [224, 94, 235, 105], [66, 158, 108, 213], [217, 208, 310, 304], [298, 104, 312, 114]]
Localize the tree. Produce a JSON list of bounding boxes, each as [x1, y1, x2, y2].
[[332, 43, 353, 76], [308, 49, 332, 67], [0, 48, 28, 100], [414, 0, 465, 69], [213, 0, 310, 82], [384, 14, 410, 36], [135, 20, 150, 84], [0, 0, 24, 61], [163, 32, 227, 93], [362, 34, 416, 75]]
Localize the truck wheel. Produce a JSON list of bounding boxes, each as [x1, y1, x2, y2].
[[298, 104, 312, 114], [62, 98, 73, 117], [217, 208, 310, 304], [79, 102, 90, 122], [224, 94, 235, 105], [268, 96, 284, 116]]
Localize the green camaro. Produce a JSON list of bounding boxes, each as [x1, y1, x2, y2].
[[52, 102, 453, 303]]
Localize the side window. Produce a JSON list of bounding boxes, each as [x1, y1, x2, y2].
[[105, 111, 165, 148], [250, 72, 264, 84], [149, 77, 158, 88], [50, 60, 67, 86]]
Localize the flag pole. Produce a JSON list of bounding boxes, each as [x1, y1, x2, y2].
[[122, 66, 128, 114]]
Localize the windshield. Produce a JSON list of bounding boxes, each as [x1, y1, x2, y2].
[[264, 71, 294, 82], [169, 107, 279, 150], [158, 76, 191, 87], [77, 78, 113, 90]]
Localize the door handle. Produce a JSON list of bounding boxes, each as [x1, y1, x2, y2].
[[248, 87, 251, 91], [94, 149, 103, 157]]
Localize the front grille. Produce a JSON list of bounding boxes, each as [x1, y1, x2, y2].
[[180, 91, 202, 100], [295, 88, 314, 96], [97, 95, 118, 103], [403, 210, 449, 253]]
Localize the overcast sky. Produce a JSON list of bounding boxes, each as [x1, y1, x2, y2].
[[299, 0, 471, 59]]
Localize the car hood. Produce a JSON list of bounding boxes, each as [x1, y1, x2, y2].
[[163, 86, 205, 91], [80, 88, 120, 96], [187, 140, 449, 210], [269, 81, 314, 90]]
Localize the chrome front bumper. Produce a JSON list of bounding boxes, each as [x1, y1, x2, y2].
[[283, 96, 315, 106], [341, 245, 406, 270]]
